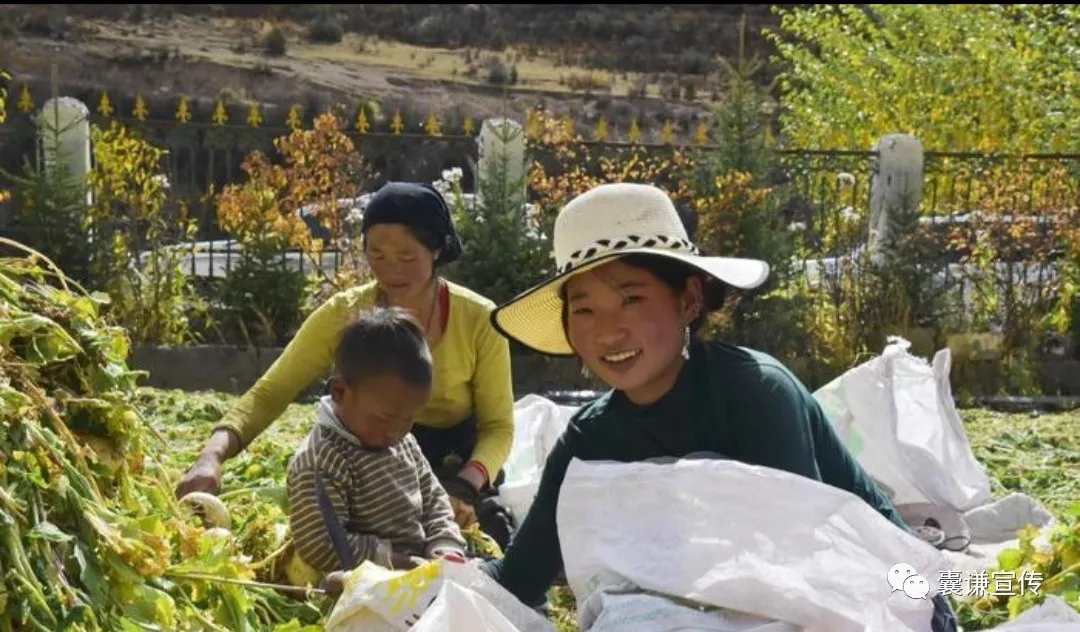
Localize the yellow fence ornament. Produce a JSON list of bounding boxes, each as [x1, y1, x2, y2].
[[133, 94, 149, 121], [695, 120, 709, 146], [390, 110, 404, 135], [18, 84, 34, 114], [660, 120, 675, 145], [176, 96, 192, 123], [525, 108, 542, 140], [594, 116, 609, 142], [561, 116, 575, 141], [628, 117, 642, 144], [424, 110, 441, 137], [212, 99, 228, 126], [97, 91, 114, 117], [355, 109, 370, 135], [286, 105, 303, 130], [247, 103, 262, 128]]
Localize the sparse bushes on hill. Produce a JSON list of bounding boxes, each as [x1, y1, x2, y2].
[[486, 59, 509, 86], [54, 4, 778, 79], [678, 50, 712, 76], [307, 12, 343, 44], [561, 72, 612, 93], [263, 26, 287, 57]]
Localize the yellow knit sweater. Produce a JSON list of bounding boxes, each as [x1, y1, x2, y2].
[[214, 279, 515, 478]]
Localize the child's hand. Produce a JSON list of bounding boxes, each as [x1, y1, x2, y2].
[[390, 553, 424, 571], [321, 571, 348, 599], [430, 549, 467, 564]]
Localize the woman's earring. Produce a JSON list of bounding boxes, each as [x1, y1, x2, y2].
[[581, 363, 593, 380], [681, 326, 691, 360]]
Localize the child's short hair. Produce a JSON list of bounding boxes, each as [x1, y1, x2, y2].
[[335, 307, 433, 389]]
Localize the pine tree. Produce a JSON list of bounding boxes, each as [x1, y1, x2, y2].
[[2, 98, 94, 284], [445, 120, 550, 306]]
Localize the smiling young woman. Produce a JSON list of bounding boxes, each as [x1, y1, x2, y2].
[[481, 182, 959, 631], [175, 181, 518, 550]]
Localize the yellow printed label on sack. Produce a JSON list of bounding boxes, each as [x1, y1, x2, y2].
[[380, 562, 443, 616]]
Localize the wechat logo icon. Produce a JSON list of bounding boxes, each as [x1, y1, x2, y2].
[[888, 563, 930, 599]]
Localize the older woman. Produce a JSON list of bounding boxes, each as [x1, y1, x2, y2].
[[175, 181, 517, 547], [481, 182, 959, 631]]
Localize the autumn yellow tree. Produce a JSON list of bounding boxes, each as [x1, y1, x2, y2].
[[215, 111, 374, 344], [527, 110, 696, 221], [86, 121, 201, 345], [766, 4, 1079, 153]]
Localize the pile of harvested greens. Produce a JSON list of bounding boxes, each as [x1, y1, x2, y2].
[[0, 239, 328, 631]]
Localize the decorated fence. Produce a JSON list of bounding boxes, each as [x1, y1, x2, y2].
[[1, 81, 1077, 386]]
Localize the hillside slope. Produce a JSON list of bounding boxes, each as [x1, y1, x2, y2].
[[0, 4, 788, 141]]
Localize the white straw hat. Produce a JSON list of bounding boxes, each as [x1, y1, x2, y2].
[[491, 182, 771, 356]]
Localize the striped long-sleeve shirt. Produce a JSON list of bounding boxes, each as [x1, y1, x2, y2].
[[287, 398, 466, 573]]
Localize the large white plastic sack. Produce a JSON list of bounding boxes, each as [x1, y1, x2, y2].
[[557, 458, 954, 632], [812, 337, 992, 513], [578, 580, 800, 632], [411, 581, 530, 632], [499, 394, 576, 522], [324, 558, 554, 632]]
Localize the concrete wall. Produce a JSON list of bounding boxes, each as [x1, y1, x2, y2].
[[130, 344, 1080, 402], [130, 344, 598, 400]]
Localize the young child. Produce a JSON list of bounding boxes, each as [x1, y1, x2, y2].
[[286, 306, 467, 581]]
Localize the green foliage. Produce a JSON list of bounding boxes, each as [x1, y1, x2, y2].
[[2, 156, 94, 285], [213, 112, 370, 346], [87, 121, 204, 347], [2, 109, 202, 347], [307, 12, 343, 44], [955, 408, 1080, 627], [0, 244, 328, 631], [263, 26, 287, 57], [217, 255, 310, 348], [690, 18, 804, 370], [765, 4, 1080, 153], [442, 125, 551, 306]]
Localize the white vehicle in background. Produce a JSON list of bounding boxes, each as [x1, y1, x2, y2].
[[796, 211, 1066, 325], [148, 196, 371, 280], [159, 190, 542, 280]]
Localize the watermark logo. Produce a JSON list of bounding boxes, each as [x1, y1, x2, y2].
[[888, 563, 930, 599], [889, 564, 1043, 599]]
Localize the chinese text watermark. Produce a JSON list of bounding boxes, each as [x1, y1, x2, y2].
[[889, 564, 1042, 600]]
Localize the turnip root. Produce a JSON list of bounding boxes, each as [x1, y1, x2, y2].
[[180, 491, 232, 529]]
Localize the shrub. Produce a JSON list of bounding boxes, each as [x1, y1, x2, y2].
[[564, 72, 612, 93], [678, 49, 711, 76], [215, 112, 374, 344], [86, 122, 203, 346], [263, 26, 287, 57], [439, 121, 549, 306], [526, 110, 696, 221], [308, 13, 343, 44], [486, 59, 509, 86]]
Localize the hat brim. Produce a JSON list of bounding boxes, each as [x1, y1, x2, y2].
[[491, 248, 771, 357]]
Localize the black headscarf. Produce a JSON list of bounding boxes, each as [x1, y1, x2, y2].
[[360, 181, 463, 266]]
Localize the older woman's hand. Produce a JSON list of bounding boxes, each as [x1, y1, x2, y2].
[[441, 475, 480, 527], [450, 497, 478, 528]]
